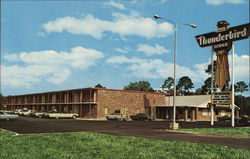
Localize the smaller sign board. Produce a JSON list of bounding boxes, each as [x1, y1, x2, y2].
[[211, 91, 231, 107]]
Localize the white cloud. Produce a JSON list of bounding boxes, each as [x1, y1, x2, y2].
[[43, 12, 174, 39], [2, 46, 105, 88], [106, 55, 144, 64], [137, 44, 169, 56], [228, 54, 249, 83], [115, 46, 131, 53], [106, 54, 249, 85], [206, 0, 247, 5], [104, 1, 126, 10], [106, 56, 208, 82]]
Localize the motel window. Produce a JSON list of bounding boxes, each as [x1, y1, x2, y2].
[[203, 109, 208, 116], [221, 110, 225, 116], [137, 108, 140, 114], [121, 108, 128, 116], [104, 108, 108, 115]]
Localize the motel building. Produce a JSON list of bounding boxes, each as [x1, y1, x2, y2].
[[2, 87, 239, 121]]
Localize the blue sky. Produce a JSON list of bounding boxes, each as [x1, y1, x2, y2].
[[1, 0, 249, 96]]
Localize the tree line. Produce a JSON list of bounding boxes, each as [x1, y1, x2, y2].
[[121, 61, 249, 115]]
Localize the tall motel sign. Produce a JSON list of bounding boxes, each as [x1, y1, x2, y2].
[[195, 21, 250, 127]]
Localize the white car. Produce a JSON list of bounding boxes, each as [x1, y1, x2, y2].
[[20, 109, 32, 116], [0, 111, 19, 121], [44, 112, 79, 119]]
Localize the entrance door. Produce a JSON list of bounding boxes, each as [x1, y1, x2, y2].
[[156, 107, 167, 119]]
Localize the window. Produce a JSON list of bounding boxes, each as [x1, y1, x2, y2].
[[203, 109, 208, 116], [221, 110, 225, 116], [137, 108, 140, 114], [104, 108, 108, 115]]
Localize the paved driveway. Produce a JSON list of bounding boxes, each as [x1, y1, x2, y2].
[[1, 117, 249, 150]]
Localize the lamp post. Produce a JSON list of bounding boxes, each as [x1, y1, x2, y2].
[[154, 15, 197, 130]]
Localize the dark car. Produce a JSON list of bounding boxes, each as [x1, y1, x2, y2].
[[130, 113, 152, 121], [218, 115, 231, 121], [218, 115, 241, 122], [240, 115, 250, 125]]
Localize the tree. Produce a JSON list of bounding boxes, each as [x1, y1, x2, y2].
[[95, 84, 105, 88], [235, 81, 248, 94], [235, 95, 250, 116], [235, 81, 249, 115], [161, 77, 174, 94], [198, 61, 217, 95], [124, 81, 155, 92], [201, 77, 216, 95], [195, 88, 203, 95], [205, 60, 216, 75], [177, 76, 194, 95]]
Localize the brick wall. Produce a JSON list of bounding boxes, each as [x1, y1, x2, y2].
[[96, 89, 166, 118], [197, 108, 232, 121]]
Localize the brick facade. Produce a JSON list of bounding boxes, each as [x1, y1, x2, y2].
[[96, 89, 166, 118], [2, 88, 235, 121], [2, 88, 167, 119]]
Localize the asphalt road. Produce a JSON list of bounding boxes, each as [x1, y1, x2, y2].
[[1, 117, 249, 150]]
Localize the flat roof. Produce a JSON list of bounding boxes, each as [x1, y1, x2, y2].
[[4, 87, 169, 97]]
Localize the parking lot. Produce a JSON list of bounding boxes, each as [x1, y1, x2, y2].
[[1, 117, 249, 149]]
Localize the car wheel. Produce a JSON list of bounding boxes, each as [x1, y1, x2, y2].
[[72, 115, 77, 119], [55, 116, 59, 119], [38, 115, 42, 118]]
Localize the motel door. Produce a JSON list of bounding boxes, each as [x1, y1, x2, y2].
[[156, 107, 167, 119], [74, 105, 79, 114]]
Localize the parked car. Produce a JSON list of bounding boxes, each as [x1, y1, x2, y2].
[[130, 113, 152, 121], [29, 111, 47, 118], [14, 109, 23, 115], [43, 111, 79, 119], [240, 115, 250, 125], [218, 115, 241, 122], [106, 113, 123, 121], [20, 109, 32, 116], [0, 111, 19, 121]]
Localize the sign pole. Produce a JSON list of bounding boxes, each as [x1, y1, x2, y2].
[[211, 47, 214, 126], [231, 43, 235, 127]]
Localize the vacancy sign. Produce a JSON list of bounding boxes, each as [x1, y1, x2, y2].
[[211, 91, 231, 107]]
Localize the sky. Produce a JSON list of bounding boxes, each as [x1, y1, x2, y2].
[[1, 0, 249, 96]]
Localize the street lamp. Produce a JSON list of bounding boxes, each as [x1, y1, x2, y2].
[[154, 15, 197, 130]]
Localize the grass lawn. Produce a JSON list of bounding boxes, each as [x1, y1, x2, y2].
[[178, 127, 250, 137], [0, 129, 250, 159]]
